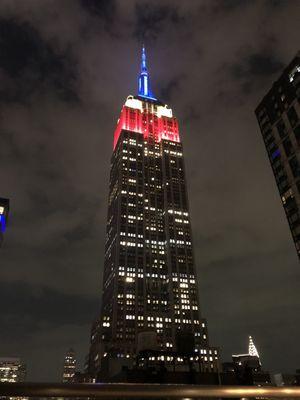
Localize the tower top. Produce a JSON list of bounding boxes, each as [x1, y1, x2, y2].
[[138, 45, 156, 100], [248, 335, 259, 358]]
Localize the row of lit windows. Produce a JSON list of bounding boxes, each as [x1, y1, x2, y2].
[[121, 190, 144, 197], [120, 232, 143, 238], [121, 214, 143, 220], [120, 241, 144, 247], [144, 150, 161, 157], [169, 239, 192, 245]]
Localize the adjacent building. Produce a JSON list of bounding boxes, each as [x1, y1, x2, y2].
[[0, 357, 26, 383], [88, 47, 219, 381], [232, 335, 261, 370], [62, 348, 76, 383], [255, 52, 300, 259], [223, 336, 270, 386], [0, 197, 9, 248]]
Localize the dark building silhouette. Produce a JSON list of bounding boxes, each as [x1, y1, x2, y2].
[[0, 197, 9, 248], [255, 52, 300, 259], [87, 47, 219, 381], [273, 372, 300, 386], [86, 317, 101, 380]]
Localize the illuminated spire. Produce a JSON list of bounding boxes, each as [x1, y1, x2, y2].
[[248, 335, 259, 358], [138, 45, 156, 100]]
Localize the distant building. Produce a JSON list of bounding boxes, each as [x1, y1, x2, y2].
[[0, 198, 9, 248], [86, 317, 101, 381], [0, 357, 26, 382], [87, 45, 219, 381], [232, 335, 261, 373], [62, 348, 76, 383], [296, 369, 300, 385], [223, 335, 270, 386], [273, 372, 299, 386], [255, 52, 300, 259]]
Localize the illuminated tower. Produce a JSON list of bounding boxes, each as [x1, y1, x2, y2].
[[255, 52, 300, 259], [89, 47, 219, 380], [0, 197, 9, 248], [248, 335, 260, 359], [62, 348, 76, 383]]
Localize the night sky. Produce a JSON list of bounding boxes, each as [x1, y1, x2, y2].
[[0, 0, 299, 381]]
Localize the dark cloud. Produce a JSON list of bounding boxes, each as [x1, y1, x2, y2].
[[232, 52, 284, 78], [159, 74, 185, 102], [0, 0, 299, 381], [80, 0, 116, 22], [0, 17, 77, 103], [212, 0, 252, 13], [0, 281, 98, 333], [134, 2, 183, 41]]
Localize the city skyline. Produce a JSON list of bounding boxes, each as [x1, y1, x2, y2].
[[0, 0, 299, 381]]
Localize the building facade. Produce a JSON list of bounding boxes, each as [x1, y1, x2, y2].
[[0, 357, 26, 383], [255, 52, 300, 259], [62, 348, 76, 383], [0, 198, 9, 248], [88, 47, 219, 380]]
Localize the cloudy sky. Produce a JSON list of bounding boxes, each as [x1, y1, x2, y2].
[[0, 0, 299, 381]]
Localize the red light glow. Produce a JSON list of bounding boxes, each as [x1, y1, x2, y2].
[[113, 105, 180, 149]]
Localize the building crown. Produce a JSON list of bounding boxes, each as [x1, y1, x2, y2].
[[248, 335, 259, 358]]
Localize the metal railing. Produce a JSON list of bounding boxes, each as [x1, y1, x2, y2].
[[1, 383, 300, 398]]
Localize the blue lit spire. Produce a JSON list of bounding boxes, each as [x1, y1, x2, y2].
[[138, 45, 156, 100]]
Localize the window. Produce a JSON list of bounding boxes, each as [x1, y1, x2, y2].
[[288, 211, 300, 226], [294, 125, 300, 146], [287, 106, 299, 128], [289, 156, 300, 178], [283, 138, 294, 157], [271, 148, 280, 160], [276, 120, 287, 138]]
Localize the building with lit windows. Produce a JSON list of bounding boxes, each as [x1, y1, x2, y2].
[[0, 357, 26, 383], [255, 52, 300, 259], [62, 348, 76, 383], [222, 336, 271, 386], [0, 197, 9, 248], [88, 47, 219, 381]]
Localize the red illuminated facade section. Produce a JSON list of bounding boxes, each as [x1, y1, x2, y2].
[[113, 96, 180, 150]]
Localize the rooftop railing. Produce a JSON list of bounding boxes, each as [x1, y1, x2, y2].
[[1, 383, 300, 398]]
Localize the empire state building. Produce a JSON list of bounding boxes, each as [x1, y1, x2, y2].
[[88, 47, 219, 380]]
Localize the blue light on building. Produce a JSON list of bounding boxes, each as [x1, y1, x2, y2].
[[138, 46, 157, 101], [0, 214, 6, 233], [271, 149, 281, 159], [0, 197, 9, 237]]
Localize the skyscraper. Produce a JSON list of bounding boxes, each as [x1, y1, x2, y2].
[[88, 47, 219, 380], [0, 357, 26, 383], [62, 348, 76, 383], [255, 52, 300, 259], [0, 197, 9, 248]]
